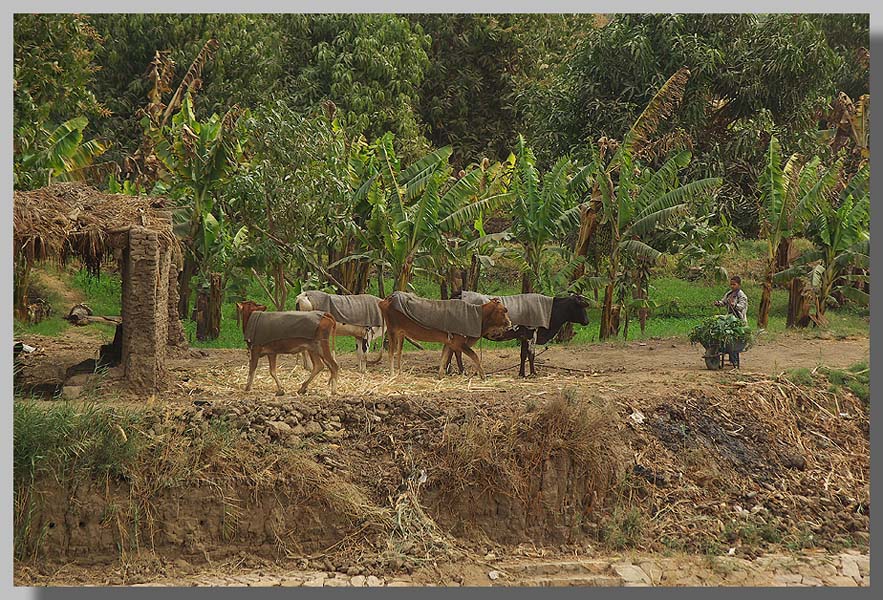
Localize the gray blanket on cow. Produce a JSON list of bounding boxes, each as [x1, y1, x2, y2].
[[244, 310, 325, 346], [302, 290, 383, 327], [460, 290, 553, 329], [388, 291, 483, 338]]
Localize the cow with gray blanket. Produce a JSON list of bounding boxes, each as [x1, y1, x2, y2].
[[449, 291, 591, 377], [236, 300, 340, 395], [378, 291, 511, 379], [296, 290, 384, 372]]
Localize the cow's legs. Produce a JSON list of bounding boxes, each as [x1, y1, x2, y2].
[[298, 349, 325, 394], [319, 336, 340, 394], [528, 338, 537, 377], [438, 346, 452, 379], [268, 353, 285, 396], [460, 346, 486, 380], [387, 330, 398, 376], [395, 334, 405, 374], [519, 339, 529, 377], [301, 349, 313, 371], [455, 350, 465, 375], [356, 335, 366, 373], [245, 350, 260, 391]]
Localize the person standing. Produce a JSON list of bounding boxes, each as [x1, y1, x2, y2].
[[713, 275, 749, 368]]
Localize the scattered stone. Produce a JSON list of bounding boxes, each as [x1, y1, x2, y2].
[[303, 577, 325, 587], [840, 557, 861, 582], [366, 575, 383, 587], [488, 570, 500, 581], [323, 578, 349, 587], [280, 579, 302, 587], [613, 563, 651, 585], [350, 575, 366, 587], [387, 581, 411, 587], [304, 421, 322, 435], [825, 575, 860, 587]]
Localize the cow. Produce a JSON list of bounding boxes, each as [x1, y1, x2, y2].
[[448, 292, 591, 377], [378, 292, 511, 380], [235, 300, 340, 395], [295, 291, 383, 373]]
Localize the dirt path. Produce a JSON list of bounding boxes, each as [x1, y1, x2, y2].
[[164, 333, 869, 404]]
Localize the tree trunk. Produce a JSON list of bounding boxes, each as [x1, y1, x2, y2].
[[196, 273, 223, 341], [440, 278, 448, 300], [600, 283, 615, 340], [757, 262, 773, 329], [786, 278, 812, 328], [178, 254, 197, 321], [13, 258, 31, 321], [521, 271, 533, 294], [467, 254, 481, 291], [272, 263, 287, 311], [774, 237, 793, 288], [377, 265, 386, 298]]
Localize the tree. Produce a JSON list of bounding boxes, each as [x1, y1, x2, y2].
[[775, 166, 869, 325], [506, 136, 586, 294], [523, 14, 848, 235], [577, 68, 723, 339], [150, 92, 246, 337], [756, 136, 842, 328], [282, 14, 432, 162], [362, 134, 511, 292], [13, 14, 110, 190]]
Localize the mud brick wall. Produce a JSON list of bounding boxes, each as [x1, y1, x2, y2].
[[121, 227, 171, 391]]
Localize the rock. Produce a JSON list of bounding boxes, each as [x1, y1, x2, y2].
[[840, 556, 861, 582], [854, 555, 870, 577], [350, 575, 366, 587], [267, 421, 292, 438], [387, 581, 411, 587], [323, 578, 349, 587], [781, 453, 807, 470], [487, 571, 500, 581], [291, 424, 306, 436], [280, 579, 302, 587], [303, 577, 325, 587], [61, 386, 83, 400], [613, 563, 651, 585], [304, 421, 323, 435], [771, 574, 804, 586], [801, 576, 823, 587], [366, 575, 383, 587], [825, 575, 859, 586]]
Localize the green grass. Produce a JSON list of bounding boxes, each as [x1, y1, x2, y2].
[[18, 244, 870, 352], [819, 361, 870, 403]]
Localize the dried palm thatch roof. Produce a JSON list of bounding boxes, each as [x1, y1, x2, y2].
[[13, 183, 180, 268]]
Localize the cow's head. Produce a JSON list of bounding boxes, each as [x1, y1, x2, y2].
[[569, 294, 591, 325], [236, 300, 268, 331], [481, 298, 511, 337]]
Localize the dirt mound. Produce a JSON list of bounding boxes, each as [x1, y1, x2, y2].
[[16, 363, 869, 571]]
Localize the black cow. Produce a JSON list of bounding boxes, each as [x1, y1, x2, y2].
[[447, 292, 591, 377]]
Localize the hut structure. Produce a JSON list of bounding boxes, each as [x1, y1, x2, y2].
[[13, 183, 187, 392]]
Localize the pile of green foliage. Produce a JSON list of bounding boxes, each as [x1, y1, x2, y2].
[[689, 314, 753, 349]]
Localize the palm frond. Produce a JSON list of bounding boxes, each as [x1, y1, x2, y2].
[[621, 66, 691, 156]]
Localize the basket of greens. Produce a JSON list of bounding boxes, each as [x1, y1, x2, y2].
[[689, 315, 753, 369]]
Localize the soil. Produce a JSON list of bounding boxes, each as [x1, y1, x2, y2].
[[14, 331, 870, 587]]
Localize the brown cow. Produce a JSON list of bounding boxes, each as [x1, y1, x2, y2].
[[236, 300, 340, 395], [378, 294, 511, 379]]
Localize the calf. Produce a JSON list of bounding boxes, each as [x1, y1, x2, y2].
[[236, 300, 340, 395], [295, 291, 383, 372], [379, 293, 511, 380], [449, 292, 591, 377]]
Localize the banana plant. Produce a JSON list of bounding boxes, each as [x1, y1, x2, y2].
[[16, 116, 107, 187], [774, 166, 870, 325], [756, 135, 843, 328], [362, 133, 512, 291], [507, 135, 587, 294], [151, 91, 246, 329]]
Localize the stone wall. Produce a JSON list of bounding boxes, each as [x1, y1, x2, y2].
[[121, 227, 172, 392]]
